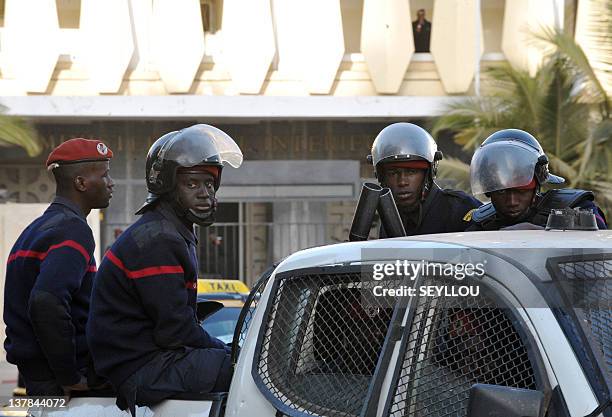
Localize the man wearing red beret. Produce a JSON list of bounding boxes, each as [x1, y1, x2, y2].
[[4, 138, 114, 396], [369, 123, 481, 236]]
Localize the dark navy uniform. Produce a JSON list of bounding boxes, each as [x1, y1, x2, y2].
[[380, 184, 482, 237], [466, 189, 608, 231], [4, 197, 97, 394], [88, 201, 231, 410]]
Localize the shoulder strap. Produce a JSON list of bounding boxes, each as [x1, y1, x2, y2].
[[531, 189, 595, 226], [537, 189, 594, 211], [441, 189, 463, 198], [472, 202, 496, 225]]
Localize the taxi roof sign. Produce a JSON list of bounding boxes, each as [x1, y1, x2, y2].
[[198, 279, 249, 294]]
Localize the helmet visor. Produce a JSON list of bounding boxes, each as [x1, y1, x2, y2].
[[163, 124, 243, 169], [470, 142, 539, 195]]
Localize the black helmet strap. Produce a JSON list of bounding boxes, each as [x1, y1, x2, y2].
[[166, 190, 218, 228], [534, 154, 550, 185]]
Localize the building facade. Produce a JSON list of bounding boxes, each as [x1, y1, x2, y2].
[[0, 0, 592, 284]]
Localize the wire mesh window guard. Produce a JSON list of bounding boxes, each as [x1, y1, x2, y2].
[[555, 258, 612, 370], [254, 270, 400, 417], [386, 277, 537, 417], [253, 268, 539, 417], [547, 255, 612, 413]]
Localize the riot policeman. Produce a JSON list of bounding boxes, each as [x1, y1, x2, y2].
[[88, 124, 243, 413], [369, 123, 481, 236], [466, 129, 608, 231]]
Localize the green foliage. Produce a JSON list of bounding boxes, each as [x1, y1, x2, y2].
[[0, 105, 41, 157], [432, 26, 612, 214]]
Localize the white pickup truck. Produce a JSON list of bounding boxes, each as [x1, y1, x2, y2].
[[9, 230, 612, 417]]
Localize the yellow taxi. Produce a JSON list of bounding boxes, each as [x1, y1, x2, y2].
[[197, 279, 250, 344]]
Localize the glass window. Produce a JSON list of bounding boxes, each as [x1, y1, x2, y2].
[[482, 0, 505, 54], [201, 0, 222, 33], [56, 0, 81, 29], [340, 0, 363, 54]]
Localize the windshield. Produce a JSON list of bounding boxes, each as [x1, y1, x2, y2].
[[202, 307, 253, 344]]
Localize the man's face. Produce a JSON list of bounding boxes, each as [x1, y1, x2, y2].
[[490, 188, 536, 220], [82, 161, 114, 209], [175, 171, 216, 216], [417, 10, 425, 19], [381, 166, 426, 211]]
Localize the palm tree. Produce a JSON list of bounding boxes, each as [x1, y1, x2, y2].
[[0, 104, 42, 157], [432, 26, 612, 214]]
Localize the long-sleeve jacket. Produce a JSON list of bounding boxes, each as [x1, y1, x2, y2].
[[4, 197, 96, 385], [466, 189, 608, 231], [379, 184, 482, 237], [88, 201, 227, 388]]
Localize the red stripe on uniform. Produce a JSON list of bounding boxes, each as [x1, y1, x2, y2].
[[185, 280, 197, 290], [48, 240, 91, 263], [106, 251, 184, 279], [88, 265, 98, 272], [7, 240, 90, 264], [7, 250, 45, 263]]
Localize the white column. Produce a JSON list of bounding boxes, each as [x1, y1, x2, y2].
[[151, 0, 205, 93], [1, 0, 60, 93], [361, 0, 414, 94], [502, 0, 559, 75], [430, 0, 483, 94], [80, 0, 135, 93], [222, 0, 276, 94], [273, 0, 345, 94]]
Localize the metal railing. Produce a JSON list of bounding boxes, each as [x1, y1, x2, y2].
[[197, 222, 355, 284]]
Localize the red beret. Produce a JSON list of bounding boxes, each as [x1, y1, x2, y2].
[[46, 138, 113, 169]]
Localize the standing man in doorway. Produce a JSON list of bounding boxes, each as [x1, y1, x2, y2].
[[412, 9, 432, 53], [88, 124, 243, 412], [4, 138, 114, 395]]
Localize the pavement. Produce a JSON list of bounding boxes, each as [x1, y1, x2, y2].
[[0, 361, 17, 397]]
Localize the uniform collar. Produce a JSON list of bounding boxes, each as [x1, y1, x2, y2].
[[419, 183, 442, 218], [52, 196, 86, 219], [157, 201, 198, 246]]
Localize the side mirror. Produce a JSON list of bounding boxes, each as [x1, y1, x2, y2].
[[197, 300, 224, 323], [467, 384, 544, 417]]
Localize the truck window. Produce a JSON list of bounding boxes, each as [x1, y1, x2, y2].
[[385, 279, 538, 417], [254, 270, 396, 416], [546, 255, 612, 413]]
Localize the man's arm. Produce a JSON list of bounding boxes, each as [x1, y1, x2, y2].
[[124, 237, 226, 350], [28, 221, 94, 387]]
